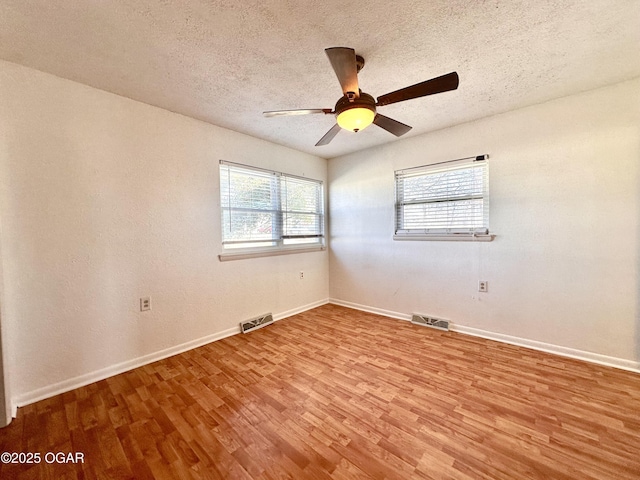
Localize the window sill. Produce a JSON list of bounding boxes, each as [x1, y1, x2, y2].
[[393, 234, 495, 242], [218, 245, 326, 262]]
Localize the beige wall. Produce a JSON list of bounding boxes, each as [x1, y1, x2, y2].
[[329, 78, 640, 369], [0, 60, 329, 410]]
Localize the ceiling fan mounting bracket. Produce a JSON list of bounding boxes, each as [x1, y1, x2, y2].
[[355, 55, 365, 73]]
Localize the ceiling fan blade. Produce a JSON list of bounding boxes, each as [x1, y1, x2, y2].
[[325, 47, 360, 97], [376, 72, 459, 107], [373, 114, 412, 137], [315, 123, 342, 146], [263, 109, 332, 117]]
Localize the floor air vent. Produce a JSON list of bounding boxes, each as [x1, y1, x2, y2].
[[240, 313, 274, 334], [411, 314, 449, 331]]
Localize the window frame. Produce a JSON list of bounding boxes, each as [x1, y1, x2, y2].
[[394, 155, 494, 242], [218, 160, 325, 260]]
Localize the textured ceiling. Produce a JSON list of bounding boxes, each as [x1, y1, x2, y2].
[[1, 0, 639, 159]]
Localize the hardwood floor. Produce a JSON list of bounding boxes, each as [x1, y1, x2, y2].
[[1, 304, 639, 479]]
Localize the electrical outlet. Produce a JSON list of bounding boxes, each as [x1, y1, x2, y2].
[[478, 281, 488, 293], [140, 296, 151, 311], [299, 271, 304, 279]]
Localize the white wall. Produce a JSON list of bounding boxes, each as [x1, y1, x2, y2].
[[0, 60, 329, 408], [329, 79, 640, 368]]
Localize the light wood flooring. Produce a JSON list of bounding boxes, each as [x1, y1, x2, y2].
[[1, 304, 639, 479]]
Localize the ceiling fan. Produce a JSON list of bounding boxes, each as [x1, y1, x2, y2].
[[263, 47, 459, 146]]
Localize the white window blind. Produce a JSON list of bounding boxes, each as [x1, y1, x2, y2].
[[220, 161, 324, 250], [395, 156, 490, 238]]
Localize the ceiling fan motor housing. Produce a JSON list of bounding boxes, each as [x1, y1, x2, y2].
[[334, 92, 376, 132]]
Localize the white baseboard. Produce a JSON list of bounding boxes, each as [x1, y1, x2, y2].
[[14, 326, 239, 409], [273, 298, 330, 321], [329, 298, 640, 374], [329, 298, 411, 322], [14, 298, 331, 411], [452, 324, 640, 374]]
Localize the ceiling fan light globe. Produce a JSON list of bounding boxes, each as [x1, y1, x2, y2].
[[336, 107, 375, 132]]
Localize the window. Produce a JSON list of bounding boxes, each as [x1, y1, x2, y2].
[[394, 155, 493, 241], [219, 161, 324, 253]]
